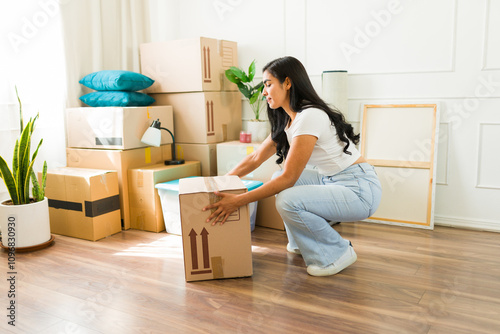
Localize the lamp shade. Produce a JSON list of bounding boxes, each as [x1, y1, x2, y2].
[[141, 127, 161, 147]]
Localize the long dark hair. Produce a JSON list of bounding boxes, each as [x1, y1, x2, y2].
[[263, 56, 359, 164]]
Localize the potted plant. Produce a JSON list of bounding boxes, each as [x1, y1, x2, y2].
[[0, 87, 52, 251], [225, 60, 269, 142]]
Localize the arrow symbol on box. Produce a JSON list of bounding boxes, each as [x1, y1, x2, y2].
[[201, 228, 210, 269], [189, 229, 198, 270]]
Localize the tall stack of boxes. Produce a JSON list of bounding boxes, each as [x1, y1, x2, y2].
[[140, 38, 257, 281], [64, 105, 178, 233], [140, 37, 241, 177]]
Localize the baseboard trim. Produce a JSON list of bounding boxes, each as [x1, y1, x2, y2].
[[435, 215, 500, 233]]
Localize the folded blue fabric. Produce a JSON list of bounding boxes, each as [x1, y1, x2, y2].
[[79, 70, 154, 91], [79, 91, 155, 107]]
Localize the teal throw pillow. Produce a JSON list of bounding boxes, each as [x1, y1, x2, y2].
[[79, 91, 155, 107], [79, 70, 154, 91]]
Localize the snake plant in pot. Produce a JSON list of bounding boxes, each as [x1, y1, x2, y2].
[[0, 88, 52, 251], [225, 60, 269, 142]]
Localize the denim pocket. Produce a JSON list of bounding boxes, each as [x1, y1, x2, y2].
[[325, 173, 360, 195]]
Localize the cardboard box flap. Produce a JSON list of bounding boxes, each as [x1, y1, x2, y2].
[[47, 167, 116, 178], [179, 175, 245, 195]]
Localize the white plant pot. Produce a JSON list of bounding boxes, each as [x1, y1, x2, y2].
[[0, 197, 51, 249], [247, 120, 269, 143]]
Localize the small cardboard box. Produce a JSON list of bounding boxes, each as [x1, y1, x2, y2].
[[216, 141, 284, 230], [151, 91, 241, 144], [140, 37, 238, 93], [66, 106, 173, 150], [42, 168, 121, 241], [66, 146, 169, 229], [179, 176, 253, 282], [174, 143, 217, 176], [128, 161, 201, 232]]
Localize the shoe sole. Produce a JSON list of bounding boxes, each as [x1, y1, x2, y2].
[[307, 247, 357, 276]]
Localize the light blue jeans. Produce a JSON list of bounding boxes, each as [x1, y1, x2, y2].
[[273, 163, 382, 267]]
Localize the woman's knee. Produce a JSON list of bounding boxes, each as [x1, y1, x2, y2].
[[275, 188, 299, 216]]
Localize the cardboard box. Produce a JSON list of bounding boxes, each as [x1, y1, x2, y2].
[[174, 143, 217, 176], [42, 168, 121, 241], [66, 106, 174, 150], [140, 37, 238, 93], [179, 176, 253, 282], [128, 161, 201, 232], [66, 146, 169, 229], [216, 141, 284, 230], [151, 91, 241, 144]]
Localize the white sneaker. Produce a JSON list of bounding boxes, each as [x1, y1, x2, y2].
[[306, 245, 357, 276], [286, 243, 301, 254]]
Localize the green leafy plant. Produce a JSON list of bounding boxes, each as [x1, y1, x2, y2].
[[225, 60, 265, 120], [0, 88, 47, 205]]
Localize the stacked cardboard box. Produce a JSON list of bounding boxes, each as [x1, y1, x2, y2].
[[65, 106, 175, 231], [140, 37, 241, 176], [128, 161, 201, 232]]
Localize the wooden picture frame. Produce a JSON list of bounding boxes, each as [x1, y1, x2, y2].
[[360, 104, 439, 229]]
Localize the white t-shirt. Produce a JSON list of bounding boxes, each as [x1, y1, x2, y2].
[[284, 108, 361, 176]]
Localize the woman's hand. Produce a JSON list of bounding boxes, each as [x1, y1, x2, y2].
[[203, 192, 242, 226]]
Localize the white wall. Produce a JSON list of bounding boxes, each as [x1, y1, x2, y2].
[[149, 0, 500, 232], [0, 1, 67, 202], [2, 0, 497, 232]]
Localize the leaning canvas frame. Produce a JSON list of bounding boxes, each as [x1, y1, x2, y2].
[[360, 104, 439, 229]]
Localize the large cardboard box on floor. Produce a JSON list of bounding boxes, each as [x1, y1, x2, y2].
[[41, 167, 121, 241], [66, 145, 170, 229], [140, 37, 238, 93], [128, 161, 201, 232], [179, 176, 253, 282], [151, 91, 241, 144], [216, 141, 284, 230], [66, 106, 174, 150]]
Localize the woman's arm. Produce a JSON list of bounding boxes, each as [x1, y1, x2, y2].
[[205, 134, 317, 224], [226, 134, 277, 178]]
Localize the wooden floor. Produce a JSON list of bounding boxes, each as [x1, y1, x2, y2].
[[1, 221, 499, 334]]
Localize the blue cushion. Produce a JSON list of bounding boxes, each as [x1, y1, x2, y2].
[[79, 91, 155, 107], [79, 70, 154, 91]]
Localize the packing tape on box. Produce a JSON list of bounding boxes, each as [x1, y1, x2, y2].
[[48, 195, 120, 217], [204, 177, 222, 214], [211, 256, 224, 279]]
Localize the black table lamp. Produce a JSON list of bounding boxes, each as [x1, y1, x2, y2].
[[141, 119, 185, 165]]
